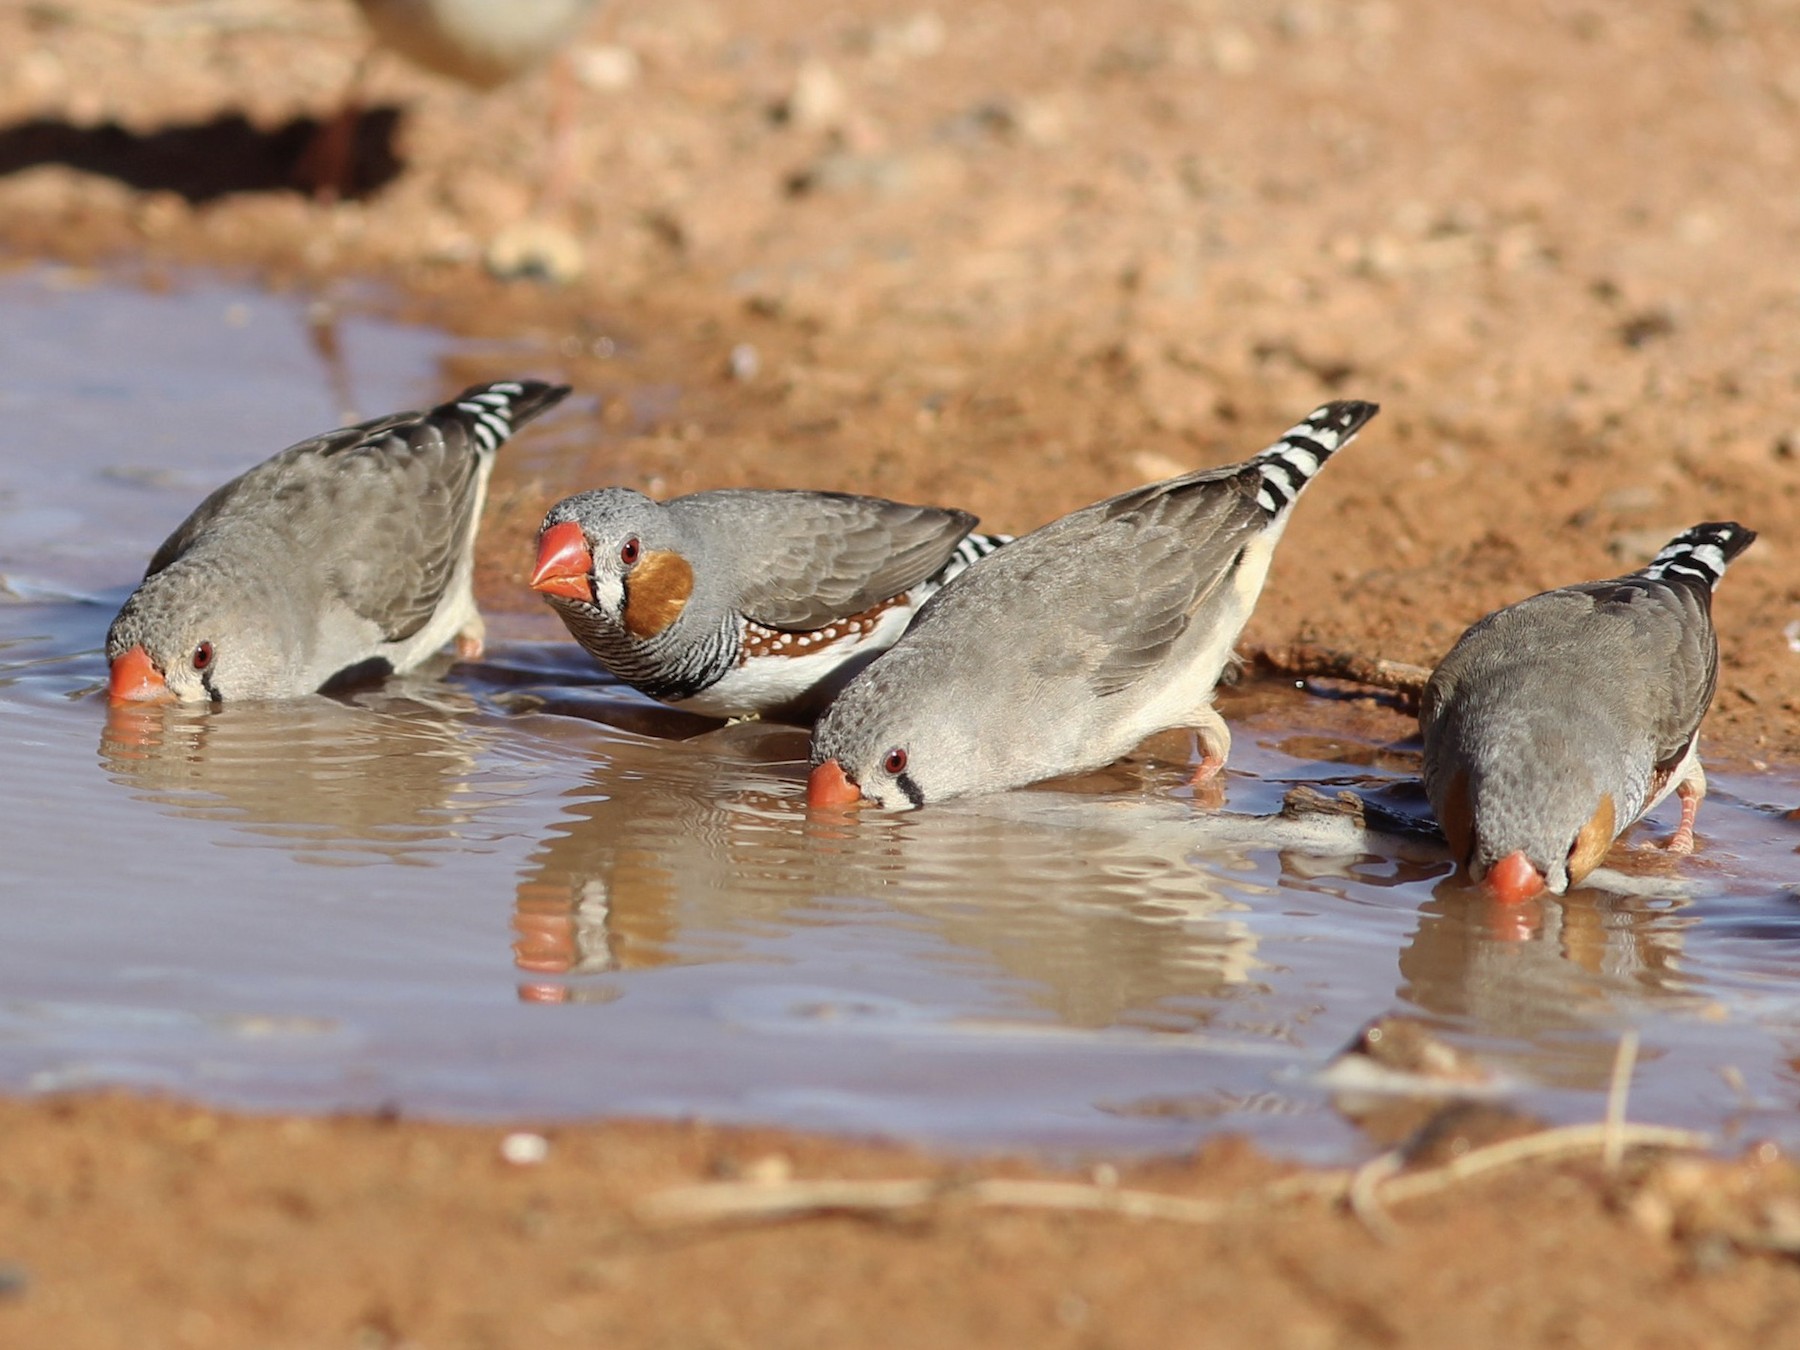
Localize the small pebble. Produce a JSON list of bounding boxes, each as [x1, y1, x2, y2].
[[574, 45, 640, 91], [789, 61, 848, 130], [485, 223, 585, 285], [500, 1132, 551, 1165], [728, 343, 761, 381], [742, 1154, 793, 1185]]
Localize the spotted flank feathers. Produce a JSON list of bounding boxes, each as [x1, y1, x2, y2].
[[1249, 400, 1379, 517], [742, 593, 910, 660], [739, 533, 1008, 663], [1641, 521, 1757, 591]]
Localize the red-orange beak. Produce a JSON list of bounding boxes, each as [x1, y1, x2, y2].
[[1483, 850, 1547, 904], [107, 644, 174, 703], [807, 759, 864, 808], [530, 521, 595, 602]]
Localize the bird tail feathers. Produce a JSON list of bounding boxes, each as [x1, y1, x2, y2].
[[1641, 521, 1756, 590], [442, 380, 573, 455], [1247, 400, 1379, 518]]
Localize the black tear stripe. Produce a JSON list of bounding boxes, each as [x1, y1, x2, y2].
[[895, 771, 925, 810]]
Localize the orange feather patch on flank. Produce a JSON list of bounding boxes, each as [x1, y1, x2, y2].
[[1439, 767, 1474, 873], [739, 593, 908, 661], [622, 549, 695, 638], [1566, 792, 1617, 886]]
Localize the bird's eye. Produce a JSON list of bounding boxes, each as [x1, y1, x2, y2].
[[883, 747, 908, 775], [192, 642, 214, 671], [620, 537, 641, 566]]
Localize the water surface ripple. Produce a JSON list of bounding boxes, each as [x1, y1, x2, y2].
[[3, 265, 1798, 1159]]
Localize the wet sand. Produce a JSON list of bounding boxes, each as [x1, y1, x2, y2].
[[3, 0, 1800, 1343]]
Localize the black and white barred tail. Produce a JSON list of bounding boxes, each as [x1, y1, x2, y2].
[[921, 530, 1011, 595], [1249, 400, 1380, 518], [443, 380, 573, 455], [1642, 521, 1757, 591]]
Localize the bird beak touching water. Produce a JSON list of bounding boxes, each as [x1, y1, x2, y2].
[[530, 522, 596, 602], [1483, 850, 1547, 904], [107, 645, 174, 703], [806, 759, 864, 808]]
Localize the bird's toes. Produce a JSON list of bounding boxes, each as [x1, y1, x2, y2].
[[1662, 827, 1698, 855]]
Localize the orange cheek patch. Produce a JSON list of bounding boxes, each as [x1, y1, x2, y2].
[[1566, 792, 1617, 886], [622, 549, 695, 639]]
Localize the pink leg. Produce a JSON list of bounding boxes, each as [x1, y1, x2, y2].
[[1191, 743, 1225, 784], [1190, 707, 1231, 785], [456, 614, 487, 662], [1664, 776, 1703, 854], [299, 49, 376, 203]]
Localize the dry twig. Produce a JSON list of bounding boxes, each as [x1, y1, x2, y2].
[[638, 1176, 1232, 1227], [1376, 1122, 1705, 1206], [1243, 643, 1432, 711], [1604, 1030, 1641, 1174], [636, 1116, 1707, 1232]]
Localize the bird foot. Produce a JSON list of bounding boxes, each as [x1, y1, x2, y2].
[[1188, 710, 1232, 786], [1661, 825, 1697, 856]]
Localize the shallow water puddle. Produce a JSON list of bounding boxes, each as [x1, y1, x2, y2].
[[2, 266, 1798, 1159]]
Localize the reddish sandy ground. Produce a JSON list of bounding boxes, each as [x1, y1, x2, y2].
[[5, 1093, 1800, 1349], [2, 0, 1800, 1344]]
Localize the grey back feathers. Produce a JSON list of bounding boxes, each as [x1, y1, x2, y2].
[[109, 379, 569, 700], [535, 486, 1002, 714], [810, 401, 1378, 809], [1420, 519, 1755, 890], [674, 490, 980, 631]]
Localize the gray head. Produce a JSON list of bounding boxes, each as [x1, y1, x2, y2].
[[106, 561, 304, 703], [532, 488, 699, 638], [806, 644, 1009, 810], [1428, 699, 1620, 898]]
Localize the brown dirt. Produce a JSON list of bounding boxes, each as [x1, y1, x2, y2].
[[6, 1093, 1800, 1350], [4, 0, 1800, 1343]]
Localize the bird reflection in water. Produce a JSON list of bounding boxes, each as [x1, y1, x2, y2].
[[98, 680, 486, 866], [512, 730, 1261, 1028]]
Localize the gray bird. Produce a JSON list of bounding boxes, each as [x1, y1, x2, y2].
[[1420, 521, 1755, 903], [807, 400, 1380, 810], [352, 0, 599, 90], [107, 379, 571, 703], [308, 0, 600, 210], [530, 488, 1007, 721]]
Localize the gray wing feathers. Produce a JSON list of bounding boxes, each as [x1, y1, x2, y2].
[[142, 415, 419, 579], [144, 380, 569, 642], [325, 417, 487, 641], [693, 492, 979, 629], [1570, 576, 1719, 767], [1072, 488, 1259, 697], [909, 468, 1261, 701]]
